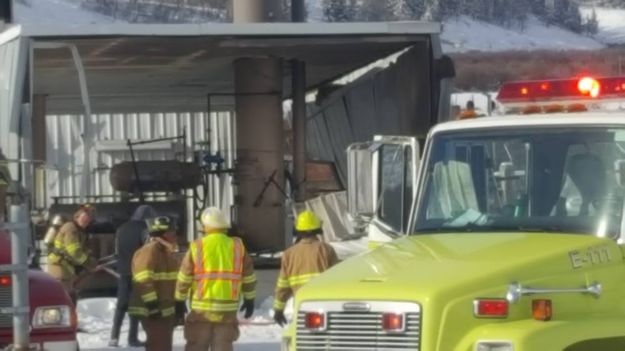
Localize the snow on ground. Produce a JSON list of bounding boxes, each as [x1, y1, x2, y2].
[[77, 296, 285, 351], [581, 6, 625, 45], [441, 16, 604, 53], [14, 0, 123, 26], [75, 235, 370, 351]]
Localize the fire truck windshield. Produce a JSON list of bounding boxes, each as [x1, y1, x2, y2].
[[413, 127, 625, 238]]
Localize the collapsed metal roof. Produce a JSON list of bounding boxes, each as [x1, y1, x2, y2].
[[18, 21, 441, 113]]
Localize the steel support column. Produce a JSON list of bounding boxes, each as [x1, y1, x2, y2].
[[233, 0, 286, 251]]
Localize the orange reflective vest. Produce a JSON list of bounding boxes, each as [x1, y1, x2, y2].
[[176, 233, 256, 313]]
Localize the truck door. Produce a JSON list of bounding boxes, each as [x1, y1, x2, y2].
[[347, 136, 419, 246]]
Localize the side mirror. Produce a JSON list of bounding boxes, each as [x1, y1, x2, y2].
[[346, 142, 378, 231]]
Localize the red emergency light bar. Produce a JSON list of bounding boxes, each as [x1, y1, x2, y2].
[[496, 76, 625, 107]]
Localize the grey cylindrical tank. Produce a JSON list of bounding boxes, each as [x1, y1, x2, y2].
[[109, 161, 201, 193]]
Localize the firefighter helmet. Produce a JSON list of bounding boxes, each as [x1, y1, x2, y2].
[[295, 210, 322, 232], [200, 207, 230, 230], [147, 216, 175, 236]]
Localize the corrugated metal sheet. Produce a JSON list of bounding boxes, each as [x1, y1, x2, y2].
[[44, 111, 236, 240], [306, 45, 433, 186]]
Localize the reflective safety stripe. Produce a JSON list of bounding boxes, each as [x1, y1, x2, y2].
[[162, 306, 175, 317], [134, 271, 178, 283], [287, 273, 320, 287], [66, 242, 81, 253], [273, 299, 286, 311], [175, 290, 188, 301], [190, 300, 239, 312], [177, 271, 193, 284], [243, 291, 256, 300], [195, 239, 204, 300], [242, 274, 256, 284], [128, 306, 175, 317], [141, 291, 158, 302], [276, 277, 289, 288], [128, 306, 148, 316], [194, 272, 242, 281], [231, 238, 243, 299]]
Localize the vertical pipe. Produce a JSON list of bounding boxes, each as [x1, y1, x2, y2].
[[291, 62, 307, 202], [10, 204, 30, 351], [291, 0, 307, 202], [32, 94, 47, 209]]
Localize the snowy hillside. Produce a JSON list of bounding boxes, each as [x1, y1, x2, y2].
[[307, 1, 607, 53], [12, 0, 616, 53], [14, 0, 122, 26], [440, 15, 604, 52], [580, 6, 625, 45]]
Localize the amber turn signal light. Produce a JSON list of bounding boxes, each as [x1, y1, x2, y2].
[[532, 299, 552, 321]]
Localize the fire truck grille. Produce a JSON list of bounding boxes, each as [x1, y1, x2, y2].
[[296, 302, 421, 351], [0, 284, 12, 328]]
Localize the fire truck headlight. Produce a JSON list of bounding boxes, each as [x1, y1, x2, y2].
[[32, 306, 71, 328], [476, 341, 514, 351]]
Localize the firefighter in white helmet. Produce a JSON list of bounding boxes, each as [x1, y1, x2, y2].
[[175, 207, 256, 351]]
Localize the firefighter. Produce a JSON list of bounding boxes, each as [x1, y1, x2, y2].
[[175, 207, 256, 351], [47, 204, 98, 303], [109, 205, 156, 348], [128, 216, 180, 351], [459, 100, 479, 119], [273, 210, 339, 327]]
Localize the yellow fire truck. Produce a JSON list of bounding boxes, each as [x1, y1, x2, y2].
[[283, 76, 625, 351]]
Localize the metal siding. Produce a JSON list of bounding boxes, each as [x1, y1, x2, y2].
[[45, 111, 235, 241]]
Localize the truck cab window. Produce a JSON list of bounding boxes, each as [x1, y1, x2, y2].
[[414, 128, 625, 238]]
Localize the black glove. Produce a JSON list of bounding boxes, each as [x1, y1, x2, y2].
[[239, 299, 254, 319], [175, 301, 187, 322], [146, 302, 160, 319], [74, 264, 85, 276], [274, 310, 288, 327]]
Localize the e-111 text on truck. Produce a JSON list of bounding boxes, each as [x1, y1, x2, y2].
[[284, 76, 625, 351]]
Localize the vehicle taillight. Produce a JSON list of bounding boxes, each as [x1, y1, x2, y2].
[[532, 299, 552, 321], [474, 299, 509, 318], [304, 312, 325, 330], [0, 276, 10, 286], [382, 313, 404, 332], [577, 77, 600, 98]]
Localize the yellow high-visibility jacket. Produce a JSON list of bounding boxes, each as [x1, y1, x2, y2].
[[47, 221, 96, 278], [175, 233, 256, 320], [129, 238, 180, 318], [273, 236, 339, 311]]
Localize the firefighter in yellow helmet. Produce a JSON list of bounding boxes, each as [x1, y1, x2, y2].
[[273, 210, 339, 326], [47, 204, 98, 303], [175, 207, 256, 351], [128, 216, 180, 351]]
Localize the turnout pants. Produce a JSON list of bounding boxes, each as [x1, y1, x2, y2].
[[141, 317, 175, 351], [184, 317, 239, 351], [46, 263, 77, 305], [110, 275, 140, 343]]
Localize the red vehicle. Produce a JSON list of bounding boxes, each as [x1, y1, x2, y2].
[[0, 230, 77, 351]]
